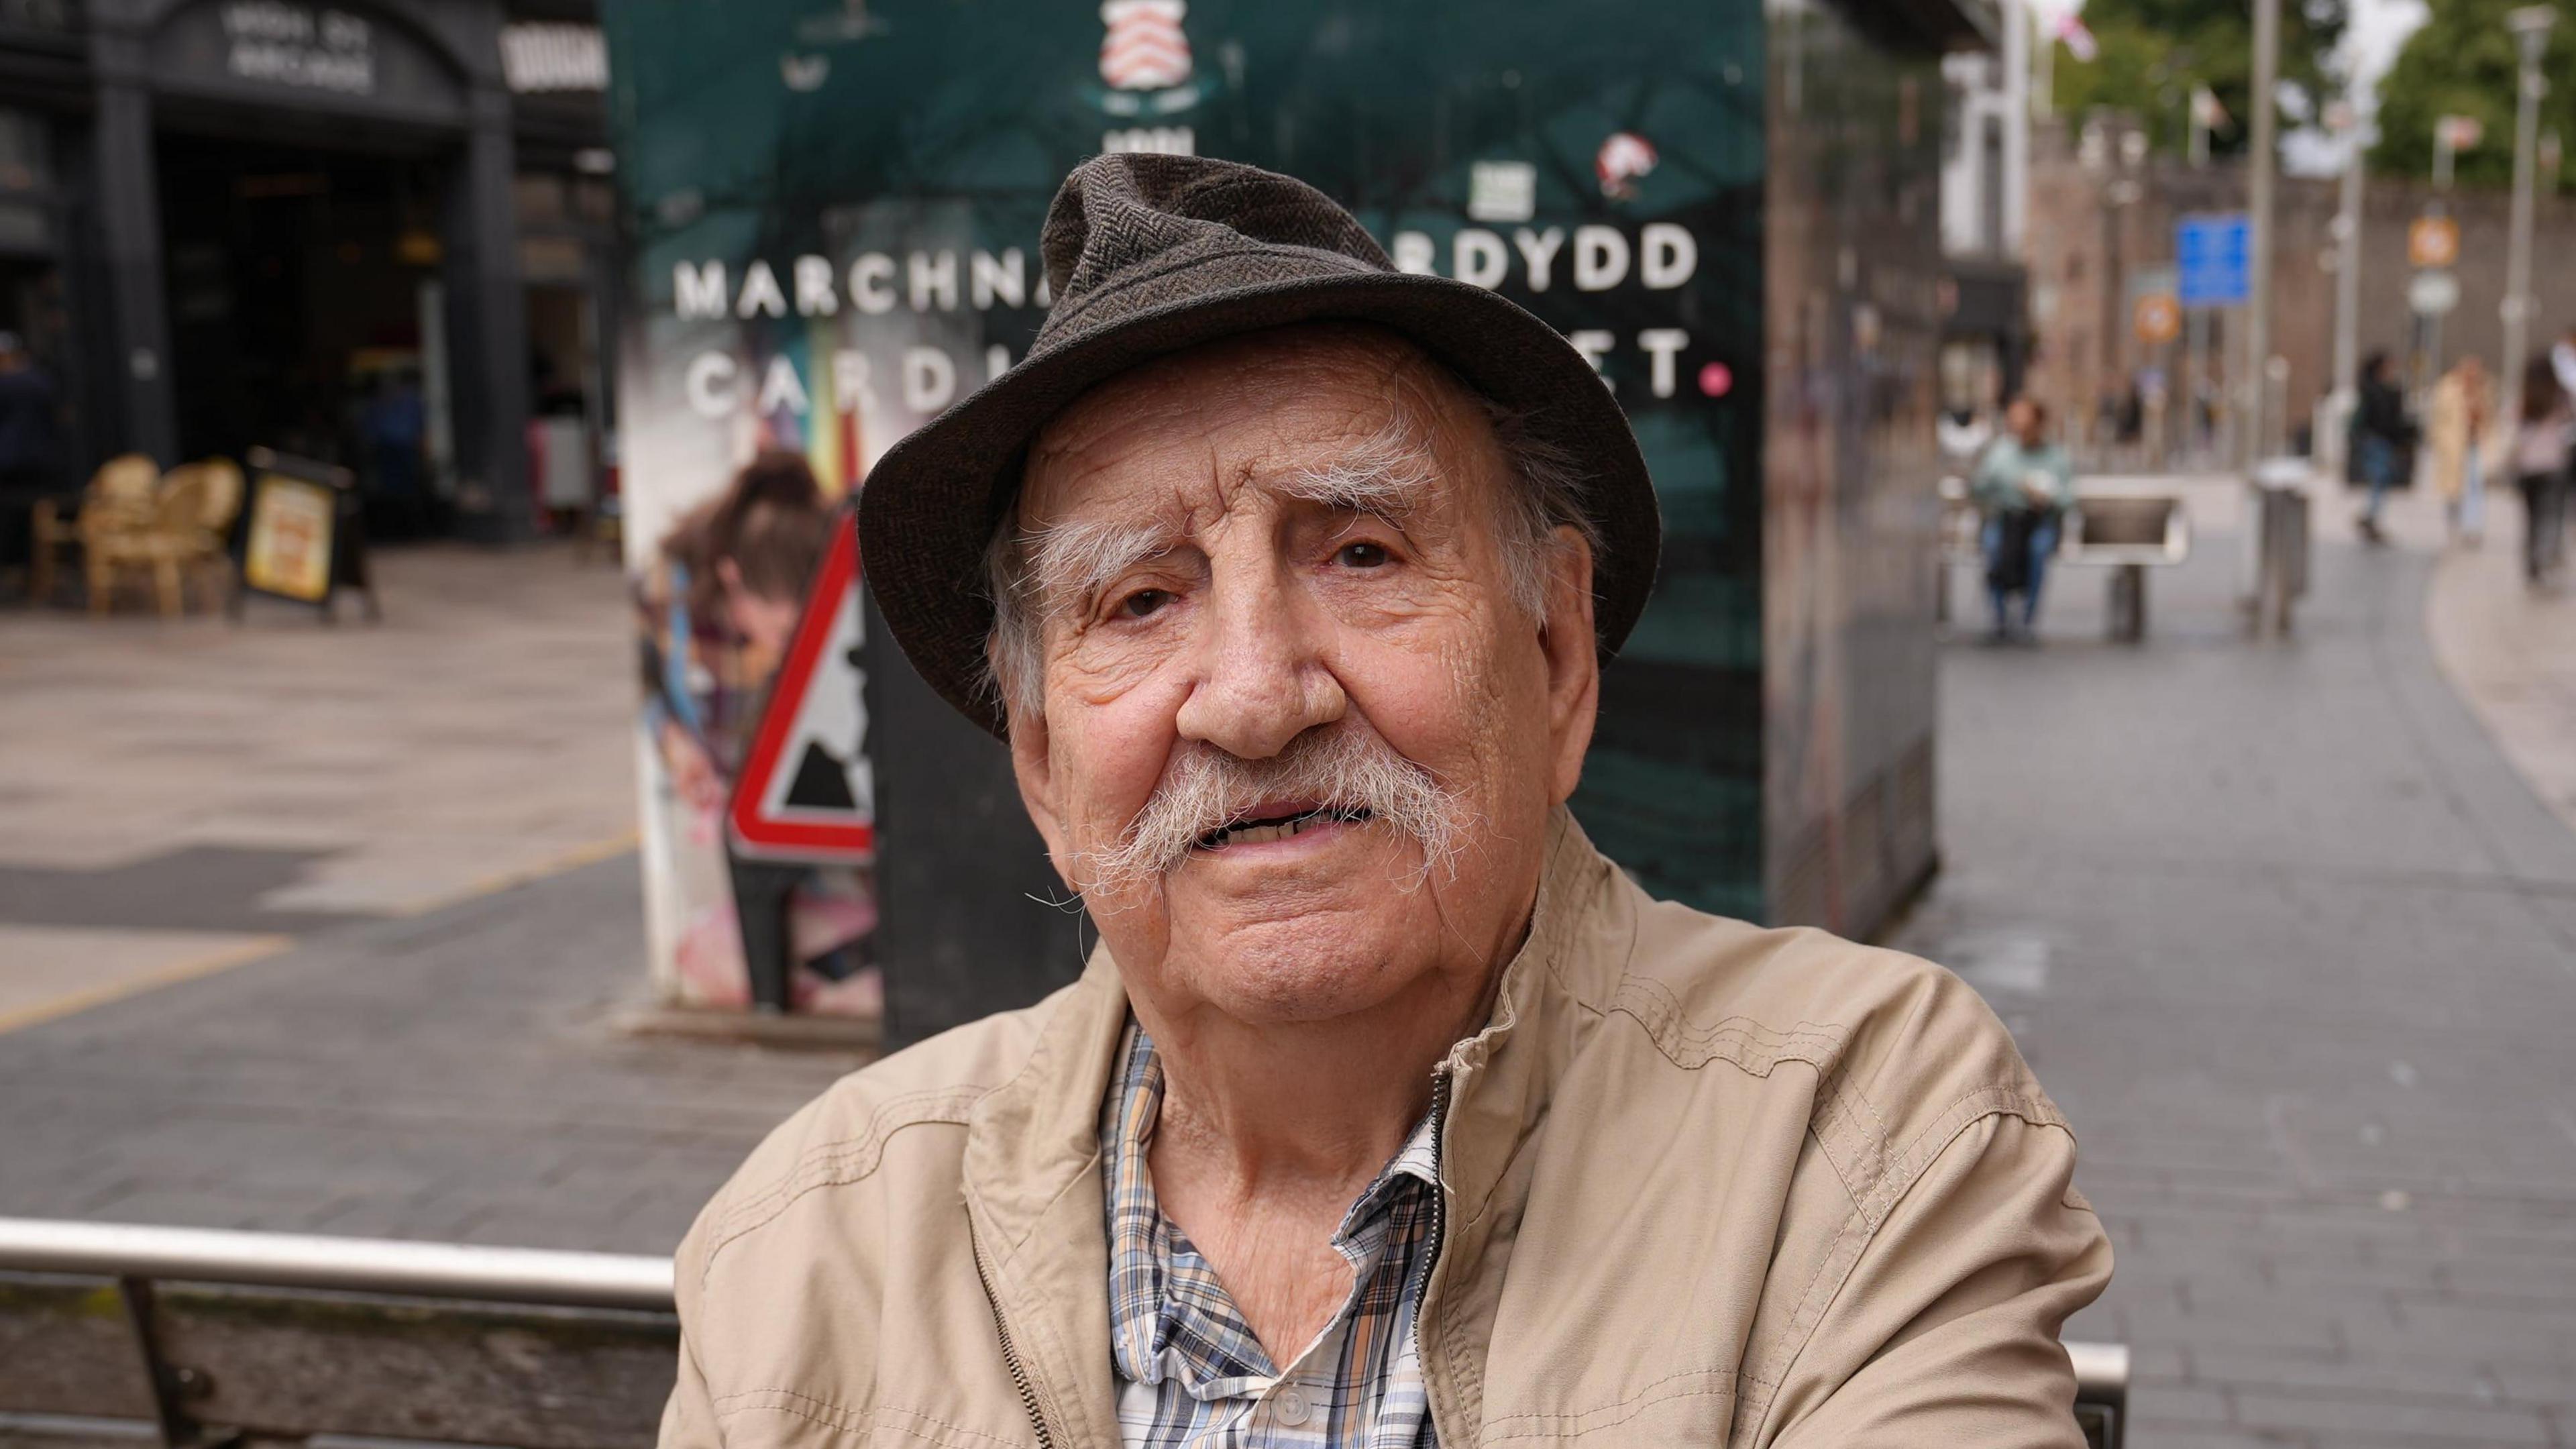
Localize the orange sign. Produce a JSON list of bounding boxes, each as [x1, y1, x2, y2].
[[2133, 293, 2182, 345], [2409, 215, 2461, 270]]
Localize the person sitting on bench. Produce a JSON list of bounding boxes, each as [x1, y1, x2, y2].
[[1972, 396, 2076, 643]]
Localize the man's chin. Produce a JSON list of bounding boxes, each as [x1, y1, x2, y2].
[[1170, 926, 1435, 1025], [1160, 868, 1450, 1024]]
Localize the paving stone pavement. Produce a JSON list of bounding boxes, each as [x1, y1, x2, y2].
[[2428, 518, 2576, 839], [0, 542, 635, 913], [0, 541, 639, 1032], [0, 542, 850, 1252], [0, 851, 855, 1254], [1897, 478, 2576, 1448]]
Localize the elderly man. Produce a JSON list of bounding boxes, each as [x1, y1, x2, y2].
[[663, 155, 2109, 1449]]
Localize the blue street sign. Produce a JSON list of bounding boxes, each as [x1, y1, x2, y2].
[[2176, 213, 2251, 307]]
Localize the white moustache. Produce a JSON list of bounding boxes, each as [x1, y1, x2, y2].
[[1074, 726, 1464, 900]]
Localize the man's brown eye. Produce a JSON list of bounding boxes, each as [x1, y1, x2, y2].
[[1119, 589, 1171, 619], [1337, 542, 1389, 568]]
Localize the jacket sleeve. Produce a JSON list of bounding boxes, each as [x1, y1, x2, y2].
[[2045, 450, 2078, 512], [1966, 445, 2013, 513], [1762, 1110, 2114, 1449], [658, 1203, 727, 1449]]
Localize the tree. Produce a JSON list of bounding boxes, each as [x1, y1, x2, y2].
[[2053, 0, 2351, 158], [2371, 0, 2572, 190]]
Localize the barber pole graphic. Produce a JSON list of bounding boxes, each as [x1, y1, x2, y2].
[[1099, 0, 1191, 91]]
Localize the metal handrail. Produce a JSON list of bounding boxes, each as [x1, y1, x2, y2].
[[2067, 1339, 2129, 1402], [0, 1215, 2127, 1397], [0, 1216, 672, 1313]]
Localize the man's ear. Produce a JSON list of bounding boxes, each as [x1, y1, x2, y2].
[[1539, 525, 1599, 804], [998, 649, 1075, 880]]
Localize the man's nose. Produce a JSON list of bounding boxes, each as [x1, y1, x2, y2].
[[1172, 559, 1344, 759]]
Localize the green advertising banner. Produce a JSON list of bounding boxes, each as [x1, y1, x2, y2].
[[603, 0, 1945, 1026]]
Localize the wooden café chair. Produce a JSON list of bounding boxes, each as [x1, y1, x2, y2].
[[28, 453, 157, 604], [85, 466, 215, 616]]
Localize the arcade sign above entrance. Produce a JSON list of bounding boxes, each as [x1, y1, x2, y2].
[[221, 1, 374, 95], [153, 0, 465, 125]]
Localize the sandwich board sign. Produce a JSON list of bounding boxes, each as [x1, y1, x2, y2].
[[727, 509, 876, 863], [240, 472, 335, 602], [233, 447, 380, 621]]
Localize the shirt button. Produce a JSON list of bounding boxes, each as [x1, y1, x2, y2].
[[1275, 1387, 1311, 1425]]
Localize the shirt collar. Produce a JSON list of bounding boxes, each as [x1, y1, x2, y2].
[[1101, 1022, 1442, 1397]]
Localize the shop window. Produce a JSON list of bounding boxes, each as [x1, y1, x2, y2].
[[513, 172, 567, 224], [0, 108, 50, 195], [519, 235, 585, 284]]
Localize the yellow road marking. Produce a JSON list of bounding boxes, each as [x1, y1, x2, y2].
[[390, 830, 639, 918], [0, 831, 639, 1035], [0, 934, 294, 1037]]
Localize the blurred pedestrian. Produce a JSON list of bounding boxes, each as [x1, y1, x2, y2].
[[0, 331, 56, 579], [1936, 403, 1992, 465], [2349, 351, 2414, 545], [2551, 322, 2576, 400], [0, 331, 57, 491], [360, 370, 429, 537], [2426, 355, 2491, 547], [2512, 354, 2571, 588], [1971, 396, 2074, 643]]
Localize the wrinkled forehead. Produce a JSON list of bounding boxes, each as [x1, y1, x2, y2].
[[1016, 323, 1497, 535]]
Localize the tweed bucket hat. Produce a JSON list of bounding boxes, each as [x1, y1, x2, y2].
[[858, 152, 1662, 737]]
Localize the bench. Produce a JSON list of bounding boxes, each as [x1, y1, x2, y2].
[[1936, 479, 2190, 642], [2061, 491, 2191, 643], [0, 1217, 2132, 1449]]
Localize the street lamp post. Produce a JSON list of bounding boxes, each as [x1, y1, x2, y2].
[[2500, 6, 2555, 436], [2323, 103, 2364, 482], [2243, 0, 2281, 465]]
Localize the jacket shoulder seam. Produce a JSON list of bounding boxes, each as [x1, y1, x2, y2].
[[704, 1084, 987, 1275], [1605, 972, 1851, 1077]]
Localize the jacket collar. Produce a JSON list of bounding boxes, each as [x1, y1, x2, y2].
[[1422, 809, 1627, 1293], [960, 806, 1628, 1448]]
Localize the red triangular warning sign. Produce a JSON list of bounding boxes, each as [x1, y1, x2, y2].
[[729, 508, 876, 863]]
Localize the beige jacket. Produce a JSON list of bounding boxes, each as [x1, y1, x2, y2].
[[663, 813, 2112, 1448]]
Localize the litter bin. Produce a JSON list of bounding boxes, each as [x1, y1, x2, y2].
[[2240, 458, 2310, 637]]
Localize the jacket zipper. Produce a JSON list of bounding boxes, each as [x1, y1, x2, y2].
[[971, 1231, 1058, 1449], [1410, 1069, 1455, 1434]]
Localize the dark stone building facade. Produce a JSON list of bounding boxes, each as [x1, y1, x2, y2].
[[0, 0, 615, 540]]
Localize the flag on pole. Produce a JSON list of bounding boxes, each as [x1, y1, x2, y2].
[[2055, 11, 2099, 62], [2192, 85, 2231, 132]]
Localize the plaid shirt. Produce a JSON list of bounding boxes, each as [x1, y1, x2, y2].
[[1103, 1024, 1442, 1449]]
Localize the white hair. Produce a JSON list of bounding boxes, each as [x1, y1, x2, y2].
[[983, 392, 1596, 723]]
